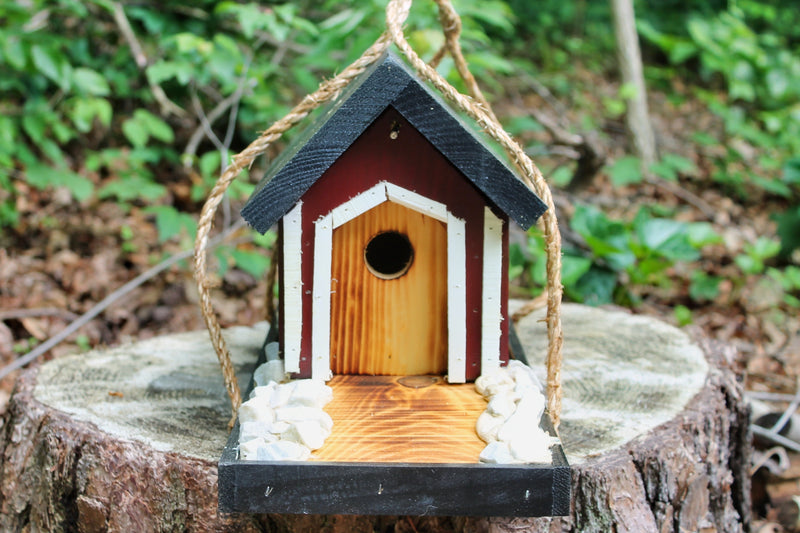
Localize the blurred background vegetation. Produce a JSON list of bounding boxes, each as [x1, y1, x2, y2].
[[2, 0, 800, 525], [1, 0, 799, 371]]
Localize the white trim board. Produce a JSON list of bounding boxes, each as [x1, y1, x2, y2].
[[330, 182, 385, 228], [481, 206, 504, 373], [311, 182, 467, 382], [446, 213, 467, 383], [282, 201, 303, 374], [311, 213, 333, 381]]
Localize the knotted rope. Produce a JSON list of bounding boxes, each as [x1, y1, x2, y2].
[[194, 0, 564, 428]]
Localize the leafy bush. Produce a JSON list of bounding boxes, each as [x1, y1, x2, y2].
[[513, 205, 720, 306], [638, 1, 800, 260]]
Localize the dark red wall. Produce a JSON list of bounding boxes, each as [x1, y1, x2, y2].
[[281, 107, 509, 380]]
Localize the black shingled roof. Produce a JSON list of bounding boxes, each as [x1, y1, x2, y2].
[[241, 51, 547, 234]]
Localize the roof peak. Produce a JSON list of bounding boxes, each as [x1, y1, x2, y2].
[[241, 50, 546, 233]]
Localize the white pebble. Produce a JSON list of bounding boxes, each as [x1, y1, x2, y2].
[[507, 360, 543, 391], [509, 432, 553, 464], [497, 394, 544, 443], [268, 381, 296, 409], [281, 420, 330, 450], [475, 362, 552, 465], [238, 437, 269, 460], [238, 395, 274, 425], [476, 411, 505, 443], [479, 441, 517, 464], [289, 379, 334, 408], [475, 371, 514, 398], [239, 421, 278, 443], [253, 359, 287, 387], [275, 406, 334, 432], [486, 392, 519, 419], [256, 440, 311, 461], [249, 382, 277, 399]]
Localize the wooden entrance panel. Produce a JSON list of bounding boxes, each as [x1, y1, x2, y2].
[[330, 201, 447, 375]]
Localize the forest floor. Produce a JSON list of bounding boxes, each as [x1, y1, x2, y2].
[[1, 63, 798, 531]]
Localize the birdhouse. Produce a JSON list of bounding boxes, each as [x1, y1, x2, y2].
[[220, 51, 569, 517], [241, 52, 546, 383]]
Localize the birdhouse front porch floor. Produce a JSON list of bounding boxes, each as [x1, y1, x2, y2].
[[297, 375, 487, 464]]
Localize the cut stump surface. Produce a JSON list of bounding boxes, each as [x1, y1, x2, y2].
[[0, 304, 751, 532]]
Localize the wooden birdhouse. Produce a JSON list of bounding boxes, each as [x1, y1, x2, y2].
[[240, 51, 546, 383], [221, 51, 569, 517]]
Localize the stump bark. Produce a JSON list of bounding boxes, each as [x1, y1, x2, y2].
[[0, 304, 751, 532]]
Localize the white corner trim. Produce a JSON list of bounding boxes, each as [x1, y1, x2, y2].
[[385, 183, 448, 223], [331, 182, 386, 229], [311, 213, 333, 381], [481, 206, 504, 372], [282, 202, 303, 374], [446, 213, 467, 383]]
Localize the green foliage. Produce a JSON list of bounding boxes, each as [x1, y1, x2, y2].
[[734, 237, 781, 275], [143, 206, 197, 244], [637, 0, 800, 278], [512, 204, 715, 306]]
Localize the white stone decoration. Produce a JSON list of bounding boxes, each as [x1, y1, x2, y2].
[[237, 359, 334, 461], [475, 360, 558, 464]]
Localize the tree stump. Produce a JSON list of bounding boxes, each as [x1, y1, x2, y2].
[[0, 304, 751, 532]]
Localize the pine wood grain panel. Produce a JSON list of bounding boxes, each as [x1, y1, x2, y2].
[[313, 376, 487, 463], [330, 201, 448, 376]]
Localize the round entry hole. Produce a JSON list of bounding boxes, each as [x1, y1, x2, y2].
[[364, 231, 414, 280]]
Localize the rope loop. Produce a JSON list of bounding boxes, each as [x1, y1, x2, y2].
[[193, 0, 564, 428]]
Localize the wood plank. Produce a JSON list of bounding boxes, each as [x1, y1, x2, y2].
[[282, 201, 303, 373], [330, 202, 448, 376], [311, 213, 333, 380], [314, 375, 486, 463], [446, 213, 467, 383], [481, 206, 503, 372]]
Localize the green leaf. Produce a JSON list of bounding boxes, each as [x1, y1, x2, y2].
[[230, 249, 270, 278], [561, 255, 592, 287], [69, 97, 112, 132], [25, 163, 93, 201], [199, 151, 222, 179], [674, 305, 693, 326], [21, 114, 46, 144], [71, 67, 110, 96], [3, 36, 26, 70], [98, 176, 166, 202], [147, 60, 194, 86], [748, 237, 781, 261], [572, 266, 616, 306], [134, 109, 174, 143], [636, 217, 698, 261], [60, 169, 94, 201], [689, 271, 721, 302], [687, 222, 722, 248], [31, 44, 70, 88], [775, 206, 800, 257], [734, 254, 761, 275], [571, 205, 635, 271], [252, 230, 277, 249], [782, 157, 800, 184], [122, 118, 148, 148], [607, 156, 642, 186], [144, 206, 196, 242], [25, 162, 54, 190]]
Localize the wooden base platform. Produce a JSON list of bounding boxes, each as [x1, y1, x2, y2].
[[220, 372, 569, 516], [314, 375, 486, 463]]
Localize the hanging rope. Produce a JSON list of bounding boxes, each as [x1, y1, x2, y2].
[[194, 0, 564, 428]]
